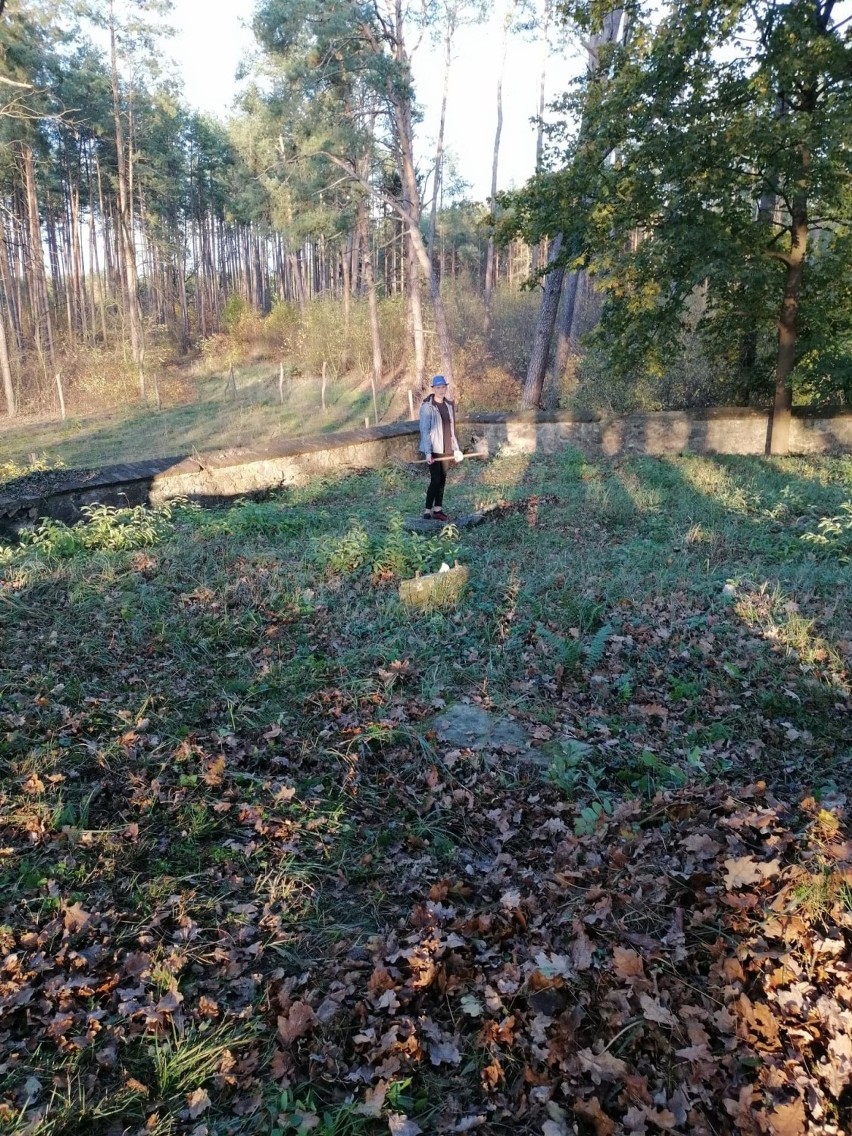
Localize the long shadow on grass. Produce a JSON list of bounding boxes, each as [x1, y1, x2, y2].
[[601, 452, 851, 792], [1, 453, 850, 1133]]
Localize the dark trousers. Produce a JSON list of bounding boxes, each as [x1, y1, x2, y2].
[[426, 459, 448, 509]]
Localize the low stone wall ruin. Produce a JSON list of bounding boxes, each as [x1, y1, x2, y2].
[[1, 408, 849, 536]]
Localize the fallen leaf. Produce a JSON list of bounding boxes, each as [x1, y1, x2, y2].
[[428, 1038, 461, 1065], [577, 1048, 629, 1083], [573, 1096, 615, 1135], [572, 922, 594, 971], [277, 1001, 316, 1046], [644, 1109, 677, 1130], [766, 1098, 806, 1136], [186, 1088, 211, 1119], [723, 856, 782, 889], [388, 1114, 422, 1136], [356, 1081, 388, 1118], [460, 994, 483, 1017], [824, 1032, 852, 1097], [201, 755, 225, 786], [500, 888, 521, 909], [613, 947, 645, 980], [639, 993, 678, 1028], [542, 1122, 568, 1136], [63, 902, 91, 935]]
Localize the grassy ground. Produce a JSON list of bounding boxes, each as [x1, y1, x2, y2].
[[1, 451, 851, 1135], [0, 365, 398, 469]]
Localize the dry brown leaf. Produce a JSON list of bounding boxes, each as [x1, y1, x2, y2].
[[201, 755, 225, 786], [766, 1098, 806, 1136], [186, 1088, 211, 1119], [62, 902, 91, 935], [573, 1095, 616, 1136], [428, 1037, 462, 1065], [644, 1109, 678, 1130], [681, 833, 723, 858], [823, 1032, 852, 1097], [277, 1000, 316, 1046], [723, 856, 782, 889], [356, 1081, 388, 1118], [387, 1114, 422, 1136], [639, 994, 678, 1028], [572, 922, 594, 972], [613, 947, 645, 980], [577, 1048, 629, 1083]]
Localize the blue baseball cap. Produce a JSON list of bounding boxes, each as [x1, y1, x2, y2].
[[431, 375, 447, 387]]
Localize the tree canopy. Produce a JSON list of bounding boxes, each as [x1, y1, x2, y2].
[[504, 0, 852, 440]]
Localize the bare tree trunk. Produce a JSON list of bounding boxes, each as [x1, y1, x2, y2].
[[522, 234, 564, 408], [531, 0, 553, 276], [408, 235, 426, 389], [341, 238, 351, 332], [427, 6, 456, 276], [110, 0, 145, 401], [21, 143, 55, 374], [523, 8, 623, 409], [357, 195, 382, 423], [770, 195, 808, 456], [0, 299, 16, 417], [485, 0, 517, 334], [542, 265, 580, 408], [385, 3, 455, 385]]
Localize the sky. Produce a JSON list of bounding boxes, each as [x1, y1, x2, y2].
[[167, 0, 585, 203]]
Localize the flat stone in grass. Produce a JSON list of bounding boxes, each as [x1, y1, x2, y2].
[[405, 512, 488, 534], [433, 704, 530, 752]]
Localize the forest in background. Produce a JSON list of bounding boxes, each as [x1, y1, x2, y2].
[[0, 0, 850, 455]]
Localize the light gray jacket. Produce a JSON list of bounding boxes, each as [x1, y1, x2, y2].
[[419, 395, 460, 457]]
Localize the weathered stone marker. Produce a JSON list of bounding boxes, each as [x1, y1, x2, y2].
[[398, 564, 469, 609], [433, 704, 530, 752]]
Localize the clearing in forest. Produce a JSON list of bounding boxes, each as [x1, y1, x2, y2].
[[1, 451, 851, 1136]]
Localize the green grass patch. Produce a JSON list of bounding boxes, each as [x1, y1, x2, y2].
[[0, 450, 850, 1133]]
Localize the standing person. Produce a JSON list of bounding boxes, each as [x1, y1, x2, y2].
[[419, 375, 464, 521]]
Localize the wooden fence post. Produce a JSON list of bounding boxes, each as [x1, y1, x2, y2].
[[55, 373, 66, 421]]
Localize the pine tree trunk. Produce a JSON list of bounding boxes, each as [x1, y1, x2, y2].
[[22, 143, 56, 374], [386, 5, 455, 385], [427, 9, 455, 276], [0, 298, 16, 417], [357, 197, 382, 423], [408, 236, 425, 389], [485, 2, 516, 333], [109, 0, 145, 401]]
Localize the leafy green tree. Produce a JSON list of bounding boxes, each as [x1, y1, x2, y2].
[[507, 0, 852, 447], [252, 0, 459, 387]]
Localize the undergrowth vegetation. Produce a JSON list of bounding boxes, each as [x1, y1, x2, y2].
[[1, 452, 851, 1135]]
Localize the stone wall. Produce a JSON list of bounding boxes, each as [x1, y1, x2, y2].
[[1, 409, 849, 536], [464, 408, 852, 458]]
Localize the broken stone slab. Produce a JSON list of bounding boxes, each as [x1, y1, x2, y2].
[[398, 564, 469, 609], [433, 704, 530, 752], [404, 496, 559, 535], [404, 512, 488, 534]]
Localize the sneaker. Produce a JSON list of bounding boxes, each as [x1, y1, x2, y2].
[[422, 510, 433, 519], [431, 509, 449, 522]]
